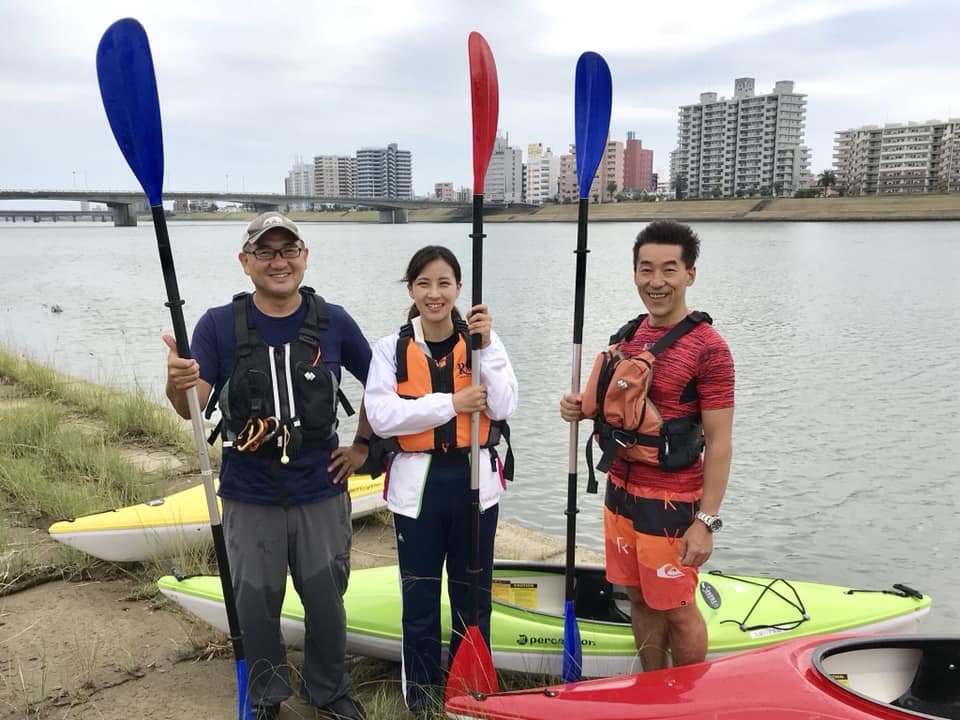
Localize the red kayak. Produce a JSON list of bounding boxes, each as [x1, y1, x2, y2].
[[445, 634, 960, 719]]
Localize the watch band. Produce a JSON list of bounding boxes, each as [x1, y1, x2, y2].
[[696, 510, 722, 532]]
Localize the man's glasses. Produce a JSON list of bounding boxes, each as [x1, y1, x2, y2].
[[246, 246, 304, 261]]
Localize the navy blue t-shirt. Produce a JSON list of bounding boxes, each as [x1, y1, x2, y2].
[[191, 291, 371, 505]]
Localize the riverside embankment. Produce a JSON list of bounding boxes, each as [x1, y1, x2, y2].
[[165, 193, 960, 224]]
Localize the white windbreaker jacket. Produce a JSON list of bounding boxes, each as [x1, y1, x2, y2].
[[364, 317, 519, 518]]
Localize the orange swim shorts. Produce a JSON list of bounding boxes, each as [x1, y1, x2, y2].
[[603, 473, 701, 611]]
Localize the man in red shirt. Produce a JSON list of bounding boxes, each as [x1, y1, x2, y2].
[[561, 220, 735, 671]]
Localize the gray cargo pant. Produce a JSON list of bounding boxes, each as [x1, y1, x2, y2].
[[222, 492, 352, 708]]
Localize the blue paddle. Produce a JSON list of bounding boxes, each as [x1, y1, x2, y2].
[[96, 19, 252, 720], [562, 51, 612, 684]]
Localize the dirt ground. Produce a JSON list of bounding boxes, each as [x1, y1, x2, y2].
[[0, 507, 601, 720]]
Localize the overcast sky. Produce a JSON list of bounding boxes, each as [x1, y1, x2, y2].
[[1, 0, 958, 200]]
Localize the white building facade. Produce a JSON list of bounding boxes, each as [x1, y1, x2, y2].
[[483, 132, 523, 204], [834, 119, 960, 195], [673, 78, 810, 198], [525, 146, 560, 204], [284, 159, 314, 210], [356, 143, 413, 199]]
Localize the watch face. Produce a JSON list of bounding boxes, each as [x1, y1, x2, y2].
[[698, 512, 722, 532]]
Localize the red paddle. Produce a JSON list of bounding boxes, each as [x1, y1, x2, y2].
[[445, 30, 500, 704]]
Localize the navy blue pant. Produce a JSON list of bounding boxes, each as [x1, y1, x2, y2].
[[393, 456, 499, 712]]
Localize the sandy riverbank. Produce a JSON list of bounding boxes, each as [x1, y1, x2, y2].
[[0, 360, 605, 719], [1, 513, 601, 720]]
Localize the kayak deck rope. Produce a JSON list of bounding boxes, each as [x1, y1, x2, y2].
[[844, 582, 924, 600], [708, 571, 810, 632]]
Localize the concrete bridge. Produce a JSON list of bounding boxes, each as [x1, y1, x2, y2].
[[0, 190, 476, 226]]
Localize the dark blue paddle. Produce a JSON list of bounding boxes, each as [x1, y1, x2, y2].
[[96, 19, 252, 720], [563, 51, 612, 684]]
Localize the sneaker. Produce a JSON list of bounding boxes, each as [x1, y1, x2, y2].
[[253, 704, 280, 720], [316, 694, 365, 720]]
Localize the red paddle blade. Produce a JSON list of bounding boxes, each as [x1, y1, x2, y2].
[[445, 625, 499, 703], [468, 31, 499, 194]]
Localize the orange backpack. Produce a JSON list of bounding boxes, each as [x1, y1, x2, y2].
[[581, 312, 709, 491]]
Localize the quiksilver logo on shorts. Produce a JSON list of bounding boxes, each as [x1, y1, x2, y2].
[[657, 563, 685, 579]]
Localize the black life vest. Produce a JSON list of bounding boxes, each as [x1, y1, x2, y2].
[[210, 287, 354, 462]]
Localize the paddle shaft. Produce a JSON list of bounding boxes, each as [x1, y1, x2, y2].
[[565, 197, 591, 600], [469, 193, 484, 625], [152, 205, 246, 660]]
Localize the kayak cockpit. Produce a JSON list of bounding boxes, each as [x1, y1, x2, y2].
[[812, 636, 960, 719]]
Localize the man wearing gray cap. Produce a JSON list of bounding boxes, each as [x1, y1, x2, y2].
[[164, 211, 372, 720]]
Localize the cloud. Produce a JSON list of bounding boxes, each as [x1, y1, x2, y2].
[[1, 0, 957, 198], [532, 0, 906, 55]]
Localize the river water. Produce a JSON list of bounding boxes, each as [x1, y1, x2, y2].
[[1, 219, 957, 632]]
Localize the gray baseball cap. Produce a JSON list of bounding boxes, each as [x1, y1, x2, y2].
[[242, 212, 303, 249]]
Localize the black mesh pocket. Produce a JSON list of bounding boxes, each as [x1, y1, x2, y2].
[[658, 416, 704, 471], [293, 361, 339, 440]]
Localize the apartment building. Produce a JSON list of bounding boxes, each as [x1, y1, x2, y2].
[[313, 155, 356, 198], [600, 140, 624, 201], [624, 131, 654, 192], [356, 143, 413, 199], [526, 145, 560, 204], [284, 159, 314, 210], [484, 132, 523, 203], [940, 123, 960, 192], [557, 140, 623, 202], [673, 78, 810, 198], [434, 182, 455, 201], [833, 119, 960, 195]]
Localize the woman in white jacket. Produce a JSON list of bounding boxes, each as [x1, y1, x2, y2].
[[363, 245, 518, 714]]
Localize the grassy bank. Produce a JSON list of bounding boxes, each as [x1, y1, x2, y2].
[[0, 350, 569, 719], [155, 193, 960, 225]]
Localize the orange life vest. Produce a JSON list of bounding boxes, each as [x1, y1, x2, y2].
[[393, 320, 500, 453]]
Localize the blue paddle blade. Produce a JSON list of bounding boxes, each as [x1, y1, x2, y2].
[[574, 52, 613, 199], [561, 599, 583, 682], [96, 18, 164, 206]]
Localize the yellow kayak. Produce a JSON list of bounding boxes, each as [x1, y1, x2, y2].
[[48, 474, 385, 562]]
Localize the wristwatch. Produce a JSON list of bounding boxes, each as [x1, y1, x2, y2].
[[696, 511, 723, 533]]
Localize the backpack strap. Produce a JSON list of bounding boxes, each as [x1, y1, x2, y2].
[[395, 322, 415, 383], [453, 316, 472, 371], [296, 286, 329, 346], [232, 292, 255, 360], [609, 313, 647, 345], [297, 287, 355, 416], [647, 311, 711, 356]]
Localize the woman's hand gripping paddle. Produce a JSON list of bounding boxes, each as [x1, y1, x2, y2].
[[96, 19, 252, 720], [445, 30, 500, 704], [562, 51, 612, 684]]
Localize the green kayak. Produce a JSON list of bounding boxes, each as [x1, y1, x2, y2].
[[158, 561, 931, 676]]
